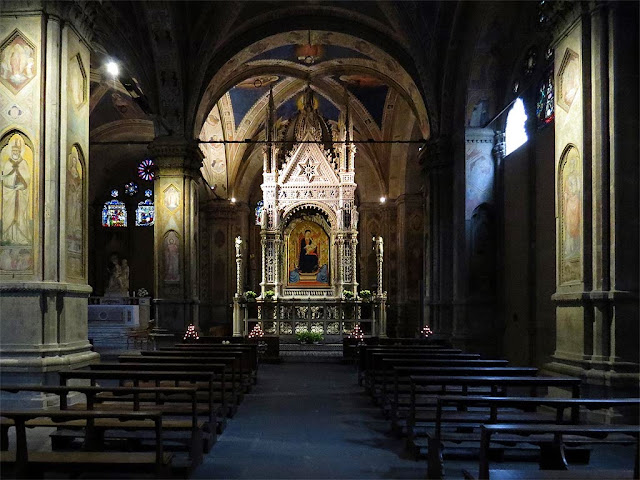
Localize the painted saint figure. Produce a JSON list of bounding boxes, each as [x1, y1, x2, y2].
[[1, 136, 31, 245], [298, 229, 319, 273], [164, 234, 180, 282]]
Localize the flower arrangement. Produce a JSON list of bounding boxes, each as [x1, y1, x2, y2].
[[359, 290, 372, 301], [420, 325, 434, 338], [183, 323, 199, 341], [264, 290, 275, 300], [244, 291, 257, 301], [343, 290, 355, 300], [137, 288, 149, 297], [249, 324, 264, 338], [297, 331, 324, 344]]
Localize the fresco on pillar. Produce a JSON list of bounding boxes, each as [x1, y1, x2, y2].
[[66, 145, 84, 279], [559, 145, 582, 284], [286, 220, 329, 287], [0, 132, 34, 273]]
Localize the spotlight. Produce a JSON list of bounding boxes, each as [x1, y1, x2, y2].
[[231, 197, 236, 203], [379, 196, 386, 204], [106, 61, 119, 77]]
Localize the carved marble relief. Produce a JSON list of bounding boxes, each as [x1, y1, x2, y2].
[[0, 132, 34, 272], [559, 145, 582, 284], [0, 30, 36, 95], [66, 145, 84, 278]]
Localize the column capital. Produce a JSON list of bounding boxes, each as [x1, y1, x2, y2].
[[148, 136, 204, 174], [419, 136, 452, 172]]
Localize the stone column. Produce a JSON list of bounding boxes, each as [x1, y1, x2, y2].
[[149, 136, 203, 333], [233, 236, 244, 337], [420, 137, 454, 336], [0, 5, 98, 405]]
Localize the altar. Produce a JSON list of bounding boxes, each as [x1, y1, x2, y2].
[[233, 86, 387, 337], [88, 297, 151, 349]]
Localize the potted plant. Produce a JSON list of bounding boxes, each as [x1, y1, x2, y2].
[[244, 291, 257, 302], [343, 289, 355, 301], [296, 331, 324, 344], [264, 290, 275, 301], [359, 289, 372, 302]]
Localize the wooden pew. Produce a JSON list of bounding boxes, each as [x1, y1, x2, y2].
[[168, 343, 258, 373], [427, 396, 640, 479], [364, 352, 482, 393], [0, 410, 171, 478], [0, 385, 203, 465], [134, 351, 249, 395], [358, 346, 464, 384], [406, 376, 582, 457], [379, 359, 510, 410], [91, 361, 240, 416], [476, 423, 639, 480], [385, 367, 538, 432], [58, 369, 225, 436], [158, 344, 258, 386]]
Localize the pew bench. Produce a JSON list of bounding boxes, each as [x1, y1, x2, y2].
[[425, 396, 640, 479], [386, 367, 538, 431], [59, 369, 225, 436], [0, 384, 207, 469], [405, 376, 582, 457], [0, 410, 172, 478], [475, 423, 639, 480]]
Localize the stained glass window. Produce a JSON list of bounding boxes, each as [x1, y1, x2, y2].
[[255, 200, 264, 226], [505, 98, 528, 155], [125, 181, 138, 196], [536, 69, 555, 126], [135, 199, 154, 226], [138, 159, 155, 181], [102, 190, 127, 227]]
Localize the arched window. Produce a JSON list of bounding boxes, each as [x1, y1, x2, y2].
[[102, 190, 127, 227], [135, 189, 154, 226], [505, 98, 528, 155], [255, 200, 264, 226]]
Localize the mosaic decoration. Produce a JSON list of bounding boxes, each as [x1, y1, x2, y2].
[[102, 190, 127, 227], [0, 30, 36, 94], [536, 69, 555, 126], [135, 199, 154, 227], [137, 158, 155, 181], [124, 181, 138, 196]]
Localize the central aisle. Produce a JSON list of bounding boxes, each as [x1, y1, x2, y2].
[[191, 362, 426, 479]]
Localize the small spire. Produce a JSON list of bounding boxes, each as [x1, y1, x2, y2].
[[344, 86, 351, 143], [267, 86, 275, 142]]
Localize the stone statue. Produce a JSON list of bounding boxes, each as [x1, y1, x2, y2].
[[105, 253, 128, 297], [235, 236, 243, 257]]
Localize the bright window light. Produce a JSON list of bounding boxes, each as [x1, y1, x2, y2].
[[106, 61, 119, 77], [505, 98, 528, 155], [379, 196, 386, 204]]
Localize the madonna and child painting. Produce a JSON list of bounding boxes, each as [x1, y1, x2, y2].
[[287, 220, 329, 287]]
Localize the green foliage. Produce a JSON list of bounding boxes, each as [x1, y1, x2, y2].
[[296, 331, 324, 343], [359, 289, 372, 299], [264, 290, 275, 300], [343, 290, 355, 299], [244, 291, 257, 300]]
